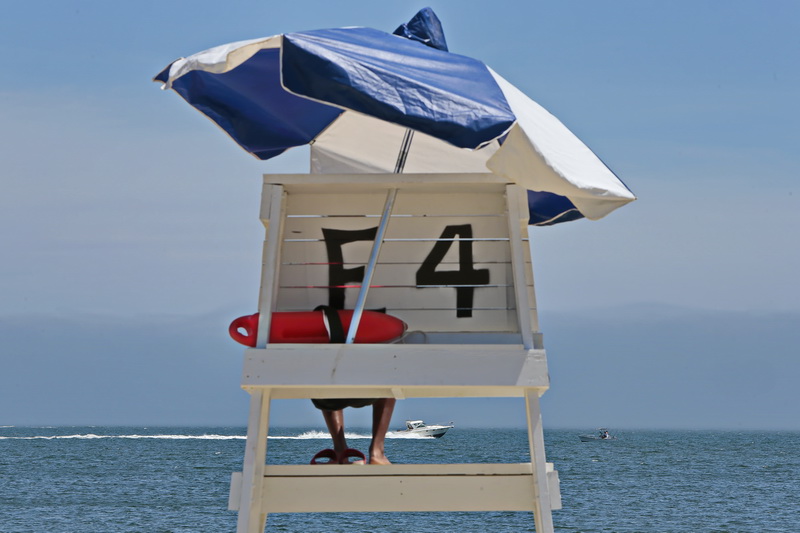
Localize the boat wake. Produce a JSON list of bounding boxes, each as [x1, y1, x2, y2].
[[269, 430, 433, 440], [1, 430, 434, 441], [0, 434, 246, 440]]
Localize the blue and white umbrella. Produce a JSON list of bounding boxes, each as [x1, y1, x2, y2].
[[154, 8, 635, 225]]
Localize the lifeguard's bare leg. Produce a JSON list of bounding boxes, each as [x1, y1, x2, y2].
[[368, 398, 396, 464], [322, 409, 347, 455]]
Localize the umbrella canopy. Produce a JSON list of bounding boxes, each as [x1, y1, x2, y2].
[[154, 8, 635, 225]]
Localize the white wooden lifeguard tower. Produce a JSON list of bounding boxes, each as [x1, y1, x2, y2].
[[228, 172, 562, 532]]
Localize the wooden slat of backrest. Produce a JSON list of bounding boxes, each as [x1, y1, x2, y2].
[[278, 263, 512, 290], [276, 286, 512, 311], [286, 191, 507, 216], [280, 240, 513, 265], [283, 215, 509, 241]]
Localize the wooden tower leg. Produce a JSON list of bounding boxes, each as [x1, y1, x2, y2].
[[525, 389, 554, 533], [237, 390, 271, 533]]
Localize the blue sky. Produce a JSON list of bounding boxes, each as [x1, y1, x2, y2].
[[1, 1, 798, 429]]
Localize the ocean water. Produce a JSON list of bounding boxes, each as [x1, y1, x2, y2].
[[1, 426, 798, 532]]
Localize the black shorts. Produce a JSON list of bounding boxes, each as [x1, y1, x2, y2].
[[311, 398, 377, 411]]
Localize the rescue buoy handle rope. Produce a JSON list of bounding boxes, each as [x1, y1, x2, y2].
[[314, 305, 346, 344]]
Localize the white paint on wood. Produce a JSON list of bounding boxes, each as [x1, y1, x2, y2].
[[259, 474, 536, 513], [282, 215, 512, 240], [241, 345, 548, 391], [256, 186, 286, 349], [279, 239, 517, 264], [234, 463, 546, 513], [547, 463, 562, 510], [228, 472, 242, 511], [236, 391, 271, 533], [506, 184, 536, 348], [277, 263, 515, 290], [525, 389, 555, 531], [276, 286, 522, 314], [264, 172, 508, 189]]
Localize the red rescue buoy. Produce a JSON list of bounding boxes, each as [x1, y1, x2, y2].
[[229, 310, 407, 347]]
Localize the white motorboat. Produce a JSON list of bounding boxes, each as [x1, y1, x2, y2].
[[396, 420, 453, 438], [579, 428, 616, 442]]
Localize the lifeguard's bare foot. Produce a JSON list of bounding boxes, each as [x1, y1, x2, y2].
[[369, 452, 391, 465]]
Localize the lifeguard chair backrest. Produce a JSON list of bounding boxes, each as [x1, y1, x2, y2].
[[260, 174, 539, 340]]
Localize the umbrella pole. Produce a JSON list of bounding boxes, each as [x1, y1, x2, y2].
[[345, 129, 412, 343], [345, 187, 397, 343]]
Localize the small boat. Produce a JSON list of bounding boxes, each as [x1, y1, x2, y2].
[[396, 420, 453, 438], [579, 428, 616, 442]]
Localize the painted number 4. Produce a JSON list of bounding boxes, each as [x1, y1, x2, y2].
[[416, 224, 489, 317]]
